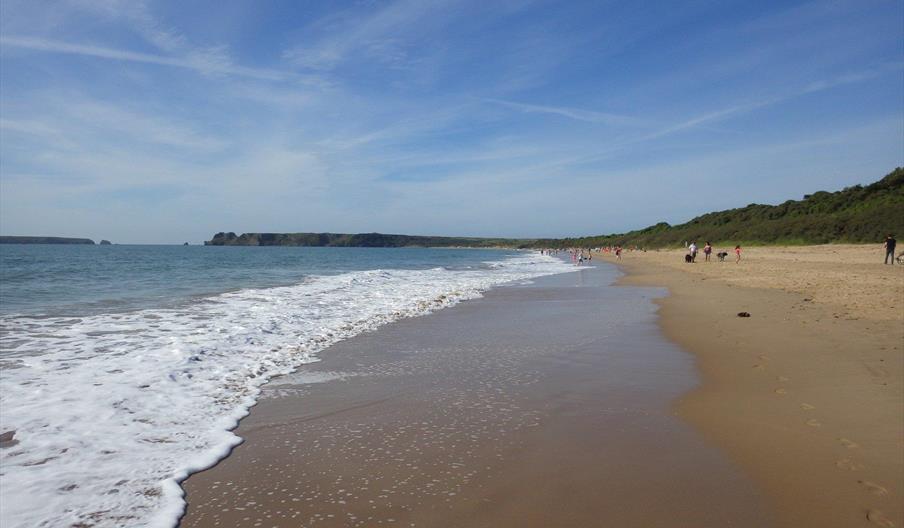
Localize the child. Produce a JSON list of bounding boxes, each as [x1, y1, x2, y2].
[[734, 245, 742, 263]]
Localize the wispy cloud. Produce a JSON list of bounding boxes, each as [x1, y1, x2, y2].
[[483, 61, 904, 150], [282, 0, 455, 71], [0, 35, 287, 80], [802, 61, 904, 93], [2, 96, 229, 152], [641, 62, 904, 142], [1, 1, 900, 242], [484, 98, 644, 126], [312, 102, 476, 151], [637, 100, 774, 142]]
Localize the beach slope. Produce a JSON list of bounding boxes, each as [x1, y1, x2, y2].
[[182, 264, 773, 527], [604, 245, 903, 527]]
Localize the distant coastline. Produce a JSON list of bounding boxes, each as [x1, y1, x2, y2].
[[0, 236, 95, 245], [206, 168, 903, 250], [203, 232, 536, 248]]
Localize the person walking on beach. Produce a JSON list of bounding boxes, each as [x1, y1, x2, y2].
[[688, 241, 698, 263], [703, 242, 713, 262], [884, 234, 897, 265], [735, 245, 742, 263]]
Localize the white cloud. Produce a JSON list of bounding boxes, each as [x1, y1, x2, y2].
[[0, 35, 287, 80], [484, 98, 644, 126], [282, 0, 456, 71], [639, 63, 904, 143], [2, 97, 229, 153], [1, 1, 900, 242]]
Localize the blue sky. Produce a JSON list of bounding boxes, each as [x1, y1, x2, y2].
[[1, 0, 902, 244]]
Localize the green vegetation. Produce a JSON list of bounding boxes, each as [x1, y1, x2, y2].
[[207, 168, 903, 250], [535, 167, 904, 249]]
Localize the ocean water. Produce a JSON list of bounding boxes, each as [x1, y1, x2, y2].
[[0, 245, 573, 528]]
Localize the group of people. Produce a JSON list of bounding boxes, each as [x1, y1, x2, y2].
[[540, 247, 614, 266], [538, 248, 594, 265], [571, 249, 592, 265], [598, 245, 623, 260], [541, 235, 899, 266], [598, 245, 632, 259], [686, 241, 741, 263]]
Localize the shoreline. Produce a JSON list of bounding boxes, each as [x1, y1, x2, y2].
[[598, 245, 903, 527], [180, 263, 774, 527]]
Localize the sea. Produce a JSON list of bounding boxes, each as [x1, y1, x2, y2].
[[0, 244, 573, 528]]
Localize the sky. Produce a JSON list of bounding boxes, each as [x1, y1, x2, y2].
[[1, 0, 902, 244]]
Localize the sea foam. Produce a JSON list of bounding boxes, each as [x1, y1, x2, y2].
[[0, 252, 570, 527]]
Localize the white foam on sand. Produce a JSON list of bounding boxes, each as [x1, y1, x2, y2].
[[0, 252, 571, 528]]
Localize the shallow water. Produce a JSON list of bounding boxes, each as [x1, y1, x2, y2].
[[0, 245, 572, 527], [181, 263, 774, 528]]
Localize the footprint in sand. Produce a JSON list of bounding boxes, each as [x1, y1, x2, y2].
[[860, 481, 889, 497], [777, 376, 790, 382], [862, 361, 888, 379], [805, 418, 821, 427], [758, 355, 771, 362], [774, 388, 787, 395], [835, 458, 865, 471], [867, 509, 895, 527], [839, 438, 860, 449], [800, 403, 816, 411], [753, 364, 766, 370]]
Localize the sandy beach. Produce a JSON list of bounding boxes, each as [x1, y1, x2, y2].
[[181, 264, 774, 527], [178, 245, 903, 528], [599, 244, 903, 527]]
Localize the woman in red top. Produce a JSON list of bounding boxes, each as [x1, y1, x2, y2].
[[734, 245, 742, 263]]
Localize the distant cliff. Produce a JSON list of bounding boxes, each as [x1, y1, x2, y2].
[[0, 236, 95, 245], [205, 232, 534, 248]]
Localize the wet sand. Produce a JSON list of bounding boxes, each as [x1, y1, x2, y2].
[[600, 246, 903, 527], [181, 264, 774, 527]]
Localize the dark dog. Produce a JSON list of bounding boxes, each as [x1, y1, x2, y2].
[[684, 254, 693, 263], [716, 251, 729, 261]]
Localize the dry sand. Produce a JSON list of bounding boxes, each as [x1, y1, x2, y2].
[[597, 244, 903, 527]]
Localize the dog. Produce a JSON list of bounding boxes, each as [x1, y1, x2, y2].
[[716, 251, 729, 261], [684, 254, 693, 263]]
